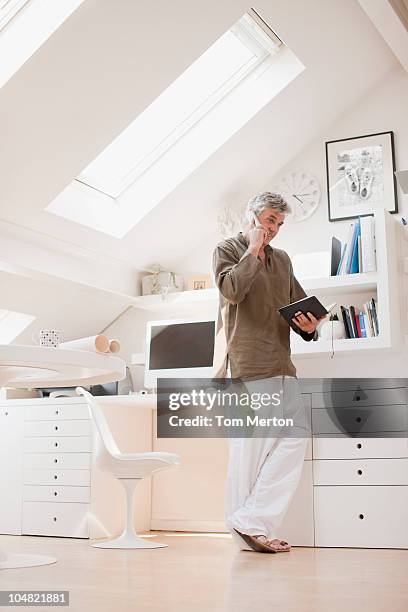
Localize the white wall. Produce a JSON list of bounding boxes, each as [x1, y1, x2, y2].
[[179, 65, 408, 275], [105, 65, 408, 381]]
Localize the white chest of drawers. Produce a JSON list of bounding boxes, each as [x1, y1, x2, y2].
[[310, 379, 408, 549], [21, 399, 91, 538], [0, 396, 154, 539]]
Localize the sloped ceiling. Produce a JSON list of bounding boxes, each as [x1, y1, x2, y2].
[[0, 265, 131, 343], [0, 0, 399, 278]]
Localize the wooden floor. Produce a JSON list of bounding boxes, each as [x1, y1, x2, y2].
[[2, 533, 408, 612]]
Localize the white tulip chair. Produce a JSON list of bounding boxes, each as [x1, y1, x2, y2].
[[76, 387, 180, 549]]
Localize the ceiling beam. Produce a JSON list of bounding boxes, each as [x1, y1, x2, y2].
[[359, 0, 408, 72]]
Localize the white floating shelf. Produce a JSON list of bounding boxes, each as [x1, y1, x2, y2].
[[300, 273, 377, 296], [291, 335, 389, 357], [128, 274, 377, 311], [129, 288, 219, 311]]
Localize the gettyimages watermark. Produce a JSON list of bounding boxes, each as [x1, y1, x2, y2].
[[156, 378, 408, 439], [157, 377, 311, 438]]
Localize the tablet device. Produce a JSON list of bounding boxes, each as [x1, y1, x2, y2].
[[278, 296, 330, 324]]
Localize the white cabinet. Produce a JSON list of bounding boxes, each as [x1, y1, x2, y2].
[[24, 469, 91, 486], [24, 420, 92, 437], [311, 379, 408, 548], [314, 486, 408, 548], [313, 436, 408, 459], [24, 436, 92, 454], [23, 485, 91, 503], [20, 398, 93, 539], [313, 458, 408, 486], [0, 406, 23, 534], [0, 396, 153, 540], [22, 502, 90, 538], [24, 452, 91, 470]]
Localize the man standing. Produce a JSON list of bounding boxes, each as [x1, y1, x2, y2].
[[212, 192, 323, 553]]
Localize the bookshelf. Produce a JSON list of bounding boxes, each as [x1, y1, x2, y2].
[[125, 209, 401, 356], [290, 208, 401, 356]]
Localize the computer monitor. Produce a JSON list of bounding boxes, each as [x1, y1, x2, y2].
[[144, 318, 216, 388]]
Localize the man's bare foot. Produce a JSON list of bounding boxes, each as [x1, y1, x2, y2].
[[255, 535, 291, 552]]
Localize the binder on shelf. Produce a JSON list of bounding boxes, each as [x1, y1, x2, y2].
[[358, 235, 362, 273], [340, 306, 351, 338], [338, 222, 356, 275], [360, 215, 376, 273], [363, 312, 372, 337], [371, 298, 379, 336], [340, 306, 354, 338], [348, 219, 361, 274], [336, 244, 346, 275], [355, 312, 362, 338], [331, 237, 342, 276], [359, 312, 367, 338], [349, 305, 359, 337], [363, 303, 374, 336]]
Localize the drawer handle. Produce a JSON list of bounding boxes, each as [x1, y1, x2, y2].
[[54, 459, 58, 464], [53, 517, 57, 522], [54, 475, 58, 480], [357, 469, 363, 476], [54, 426, 58, 431], [54, 442, 58, 447], [5, 412, 8, 416], [355, 396, 361, 401], [356, 416, 362, 423], [357, 443, 362, 449], [359, 514, 364, 520], [55, 410, 59, 415], [54, 491, 58, 496]]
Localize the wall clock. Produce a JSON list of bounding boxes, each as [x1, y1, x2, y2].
[[274, 171, 320, 222]]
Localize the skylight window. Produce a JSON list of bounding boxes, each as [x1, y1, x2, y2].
[[47, 9, 305, 238], [0, 0, 30, 31], [0, 309, 36, 344], [76, 14, 278, 199], [0, 0, 85, 89]]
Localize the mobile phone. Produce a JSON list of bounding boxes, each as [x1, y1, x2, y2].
[[252, 212, 263, 228]]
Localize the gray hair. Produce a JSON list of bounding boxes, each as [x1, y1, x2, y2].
[[245, 191, 291, 222]]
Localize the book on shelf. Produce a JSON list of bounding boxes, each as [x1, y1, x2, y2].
[[338, 298, 379, 338], [331, 215, 376, 275], [360, 216, 376, 273]]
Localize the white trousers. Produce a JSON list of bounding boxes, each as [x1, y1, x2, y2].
[[224, 376, 309, 549]]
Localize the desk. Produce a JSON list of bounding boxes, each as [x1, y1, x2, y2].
[[0, 344, 125, 570]]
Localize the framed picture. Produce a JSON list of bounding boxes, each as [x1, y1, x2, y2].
[[325, 131, 398, 221], [186, 275, 212, 291]]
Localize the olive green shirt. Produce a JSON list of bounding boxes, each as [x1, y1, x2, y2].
[[212, 233, 317, 381]]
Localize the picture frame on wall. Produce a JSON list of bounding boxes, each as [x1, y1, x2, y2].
[[325, 131, 398, 222], [186, 275, 212, 291]]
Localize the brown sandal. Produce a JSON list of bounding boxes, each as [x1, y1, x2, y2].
[[233, 529, 277, 553]]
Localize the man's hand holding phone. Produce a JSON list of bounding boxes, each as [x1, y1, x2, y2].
[[246, 213, 268, 256]]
